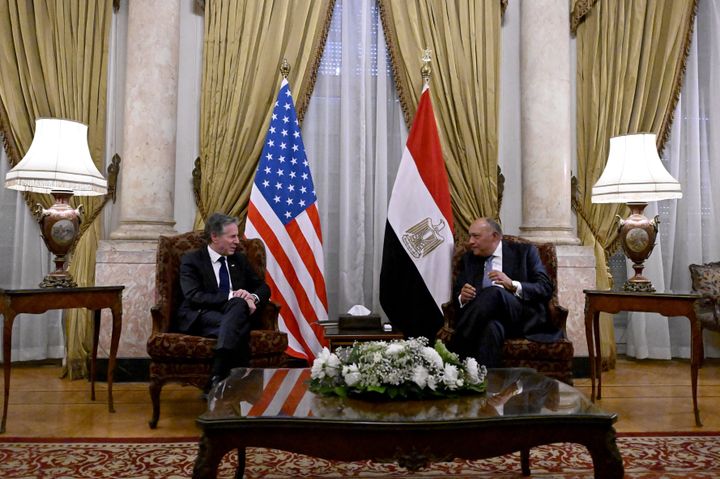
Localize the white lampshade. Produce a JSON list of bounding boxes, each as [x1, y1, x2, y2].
[[4, 118, 107, 196], [591, 133, 682, 204]]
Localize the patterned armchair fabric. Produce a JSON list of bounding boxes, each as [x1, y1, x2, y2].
[[440, 235, 574, 384], [689, 262, 720, 360], [147, 231, 288, 428]]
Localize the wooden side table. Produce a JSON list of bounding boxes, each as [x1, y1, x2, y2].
[[0, 286, 124, 433], [323, 325, 404, 351], [583, 289, 703, 426]]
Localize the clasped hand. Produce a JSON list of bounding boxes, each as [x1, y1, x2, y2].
[[460, 271, 515, 303], [231, 288, 256, 314]]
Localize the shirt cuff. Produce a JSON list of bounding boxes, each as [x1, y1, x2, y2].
[[251, 293, 260, 304], [512, 281, 523, 298]]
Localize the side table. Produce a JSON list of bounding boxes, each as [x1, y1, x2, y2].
[[583, 289, 703, 426], [323, 325, 404, 351], [0, 286, 124, 433]]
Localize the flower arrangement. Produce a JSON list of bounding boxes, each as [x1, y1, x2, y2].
[[309, 337, 487, 400]]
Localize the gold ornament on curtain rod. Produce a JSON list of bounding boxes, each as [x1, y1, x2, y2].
[[591, 133, 682, 292], [4, 118, 108, 288]]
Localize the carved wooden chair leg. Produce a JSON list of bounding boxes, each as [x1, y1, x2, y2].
[[148, 377, 162, 429], [521, 448, 531, 476]]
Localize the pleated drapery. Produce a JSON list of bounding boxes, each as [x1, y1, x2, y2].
[[573, 0, 697, 367], [195, 0, 335, 227], [378, 0, 503, 235], [0, 1, 113, 378]]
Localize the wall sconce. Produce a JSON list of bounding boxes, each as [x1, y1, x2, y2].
[[4, 118, 107, 288], [591, 133, 682, 292]]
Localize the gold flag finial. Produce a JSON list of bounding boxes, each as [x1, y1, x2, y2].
[[421, 49, 431, 86], [280, 58, 290, 79]]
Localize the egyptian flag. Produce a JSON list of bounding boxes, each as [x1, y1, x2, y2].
[[379, 84, 454, 340]]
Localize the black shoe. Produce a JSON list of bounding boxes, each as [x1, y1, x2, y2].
[[201, 375, 222, 400]]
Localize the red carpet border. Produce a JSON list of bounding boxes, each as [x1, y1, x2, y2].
[[0, 433, 719, 478]]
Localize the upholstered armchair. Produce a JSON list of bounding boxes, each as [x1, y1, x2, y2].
[[689, 261, 720, 363], [146, 231, 288, 429], [439, 235, 574, 384]]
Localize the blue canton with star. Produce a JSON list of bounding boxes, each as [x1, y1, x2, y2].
[[255, 82, 317, 225]]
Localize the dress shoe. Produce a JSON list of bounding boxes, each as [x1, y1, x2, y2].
[[201, 375, 223, 401]]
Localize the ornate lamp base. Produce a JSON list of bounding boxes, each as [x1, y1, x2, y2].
[[35, 190, 83, 288], [617, 202, 659, 293]]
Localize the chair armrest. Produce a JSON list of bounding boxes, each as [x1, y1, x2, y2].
[[547, 300, 569, 332], [254, 300, 282, 331], [150, 303, 169, 334], [436, 301, 457, 343]]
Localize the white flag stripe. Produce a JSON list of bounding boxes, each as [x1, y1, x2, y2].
[[249, 187, 327, 319], [245, 217, 325, 355], [295, 212, 326, 275], [387, 148, 453, 310], [260, 369, 311, 417]]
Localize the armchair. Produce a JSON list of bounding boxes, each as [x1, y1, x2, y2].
[[146, 231, 288, 428], [689, 261, 720, 363], [439, 235, 574, 384]]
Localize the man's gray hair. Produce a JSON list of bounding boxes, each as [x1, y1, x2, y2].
[[204, 212, 238, 241], [482, 217, 503, 236]]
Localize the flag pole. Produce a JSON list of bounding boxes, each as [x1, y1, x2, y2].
[[280, 58, 290, 79], [421, 49, 432, 87]]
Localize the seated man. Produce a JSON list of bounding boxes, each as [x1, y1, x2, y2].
[[448, 217, 559, 367], [175, 212, 270, 392]]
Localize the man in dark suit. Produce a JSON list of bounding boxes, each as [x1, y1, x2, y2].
[[176, 212, 270, 392], [448, 217, 556, 367]]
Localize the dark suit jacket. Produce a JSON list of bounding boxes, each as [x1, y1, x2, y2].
[[453, 240, 554, 336], [176, 246, 271, 332]]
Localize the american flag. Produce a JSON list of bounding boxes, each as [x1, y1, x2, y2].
[[245, 78, 328, 362]]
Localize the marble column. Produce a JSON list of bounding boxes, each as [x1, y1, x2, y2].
[[518, 0, 595, 356], [96, 0, 181, 358]]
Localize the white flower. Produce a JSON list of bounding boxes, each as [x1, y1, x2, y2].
[[412, 365, 429, 388], [443, 364, 462, 390], [421, 346, 443, 370], [463, 357, 481, 385], [386, 343, 404, 355], [342, 364, 362, 386], [308, 339, 487, 399], [311, 347, 340, 379]]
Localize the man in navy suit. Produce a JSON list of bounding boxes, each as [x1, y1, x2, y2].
[[448, 217, 557, 367], [176, 212, 270, 391]]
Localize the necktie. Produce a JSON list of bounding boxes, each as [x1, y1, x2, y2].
[[482, 255, 494, 289], [218, 256, 230, 295]]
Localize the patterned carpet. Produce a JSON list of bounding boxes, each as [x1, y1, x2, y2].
[[0, 433, 719, 478]]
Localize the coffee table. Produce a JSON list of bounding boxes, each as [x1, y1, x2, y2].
[[194, 367, 622, 478]]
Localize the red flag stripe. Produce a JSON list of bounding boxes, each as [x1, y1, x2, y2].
[[247, 369, 289, 416], [285, 219, 328, 308], [406, 88, 453, 231], [262, 269, 315, 360], [305, 203, 324, 243], [279, 369, 313, 416], [247, 203, 326, 324]]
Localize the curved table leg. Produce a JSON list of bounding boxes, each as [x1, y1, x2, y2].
[[1, 311, 15, 433]]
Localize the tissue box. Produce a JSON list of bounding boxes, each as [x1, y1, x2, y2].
[[338, 314, 381, 330]]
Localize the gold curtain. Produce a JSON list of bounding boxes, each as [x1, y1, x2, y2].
[[0, 1, 112, 378], [195, 0, 334, 227], [378, 0, 502, 235], [574, 0, 697, 367]]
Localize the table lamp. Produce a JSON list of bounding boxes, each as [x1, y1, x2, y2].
[[591, 133, 682, 292], [4, 118, 107, 288]]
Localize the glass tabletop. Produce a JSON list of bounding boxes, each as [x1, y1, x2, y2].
[[201, 367, 603, 424]]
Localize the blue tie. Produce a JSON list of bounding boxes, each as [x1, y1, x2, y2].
[[482, 255, 494, 289], [218, 257, 230, 295]]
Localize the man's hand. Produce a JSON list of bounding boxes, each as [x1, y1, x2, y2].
[[245, 297, 257, 314], [487, 271, 516, 292], [232, 289, 253, 301], [460, 283, 476, 303]]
